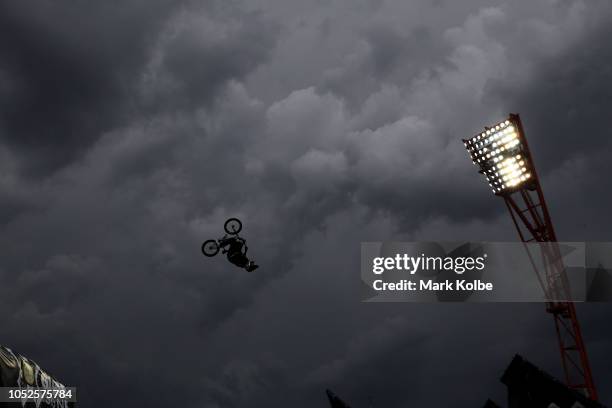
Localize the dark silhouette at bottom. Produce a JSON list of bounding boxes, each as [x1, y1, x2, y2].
[[325, 355, 607, 407], [326, 389, 352, 408]]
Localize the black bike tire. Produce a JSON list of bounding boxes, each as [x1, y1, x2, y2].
[[202, 240, 220, 257], [224, 218, 243, 235]]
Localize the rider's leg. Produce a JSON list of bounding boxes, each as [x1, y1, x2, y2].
[[228, 253, 248, 268]]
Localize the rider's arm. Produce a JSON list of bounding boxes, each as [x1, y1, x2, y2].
[[219, 236, 230, 253], [234, 237, 247, 254]]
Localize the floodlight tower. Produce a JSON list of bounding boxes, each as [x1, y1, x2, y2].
[[462, 113, 598, 401]]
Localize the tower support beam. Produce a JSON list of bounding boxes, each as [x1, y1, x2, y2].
[[501, 114, 597, 400]]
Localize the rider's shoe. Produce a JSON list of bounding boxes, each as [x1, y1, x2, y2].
[[246, 263, 259, 272]]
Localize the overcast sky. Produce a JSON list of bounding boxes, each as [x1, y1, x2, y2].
[[1, 0, 612, 406]]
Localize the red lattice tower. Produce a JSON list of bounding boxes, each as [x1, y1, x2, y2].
[[463, 113, 598, 400]]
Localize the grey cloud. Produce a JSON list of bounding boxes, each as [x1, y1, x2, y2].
[[489, 22, 612, 175], [0, 1, 183, 177], [1, 1, 612, 407], [140, 5, 278, 111], [0, 1, 277, 178]]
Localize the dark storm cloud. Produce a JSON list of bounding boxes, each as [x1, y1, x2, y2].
[[320, 22, 449, 112], [0, 1, 181, 177], [2, 1, 612, 407], [0, 1, 277, 178], [139, 4, 278, 113], [489, 21, 612, 175]]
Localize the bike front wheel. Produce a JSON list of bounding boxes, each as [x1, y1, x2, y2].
[[202, 240, 220, 257]]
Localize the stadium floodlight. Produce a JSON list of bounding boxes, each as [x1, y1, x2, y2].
[[462, 115, 534, 195], [461, 113, 599, 401]]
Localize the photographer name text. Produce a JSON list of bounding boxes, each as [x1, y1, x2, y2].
[[373, 279, 493, 291]]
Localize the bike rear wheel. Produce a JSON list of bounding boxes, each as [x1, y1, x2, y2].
[[202, 240, 220, 257], [224, 218, 243, 235]]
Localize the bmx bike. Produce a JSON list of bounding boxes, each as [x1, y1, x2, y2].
[[201, 218, 243, 257]]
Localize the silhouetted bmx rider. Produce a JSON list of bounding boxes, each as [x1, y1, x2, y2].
[[219, 235, 259, 272], [201, 217, 259, 272]]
